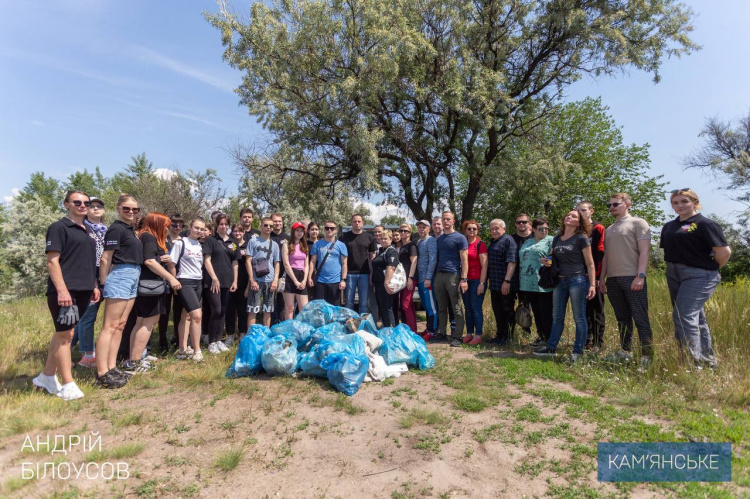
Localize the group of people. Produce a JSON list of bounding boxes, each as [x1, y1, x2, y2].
[[33, 188, 730, 401]]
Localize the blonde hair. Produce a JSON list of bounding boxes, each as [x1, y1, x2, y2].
[[670, 188, 701, 210], [381, 229, 393, 240], [609, 192, 632, 205], [116, 193, 138, 207]]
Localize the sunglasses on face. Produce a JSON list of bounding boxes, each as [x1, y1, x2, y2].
[[537, 227, 549, 231], [262, 224, 273, 228], [121, 207, 140, 213], [324, 227, 337, 231], [606, 202, 622, 208], [90, 204, 103, 209], [399, 229, 410, 232], [515, 220, 529, 225], [171, 223, 183, 228], [71, 200, 91, 207], [670, 188, 691, 194]]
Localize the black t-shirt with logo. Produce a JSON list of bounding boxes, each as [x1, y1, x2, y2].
[[341, 231, 378, 274], [552, 234, 591, 276], [243, 229, 260, 243], [660, 214, 728, 271], [104, 220, 144, 265], [140, 232, 167, 280], [398, 241, 418, 278], [371, 246, 399, 284], [45, 217, 97, 295], [202, 235, 240, 288]]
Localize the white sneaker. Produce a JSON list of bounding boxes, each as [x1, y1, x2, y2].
[[192, 350, 204, 362], [33, 373, 62, 395], [217, 341, 229, 352], [57, 382, 85, 401], [637, 356, 651, 373], [175, 349, 193, 360], [223, 336, 234, 347], [208, 342, 221, 355], [570, 353, 582, 363], [185, 346, 195, 355], [143, 354, 158, 362]]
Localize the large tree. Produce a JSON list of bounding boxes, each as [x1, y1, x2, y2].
[[207, 0, 697, 220]]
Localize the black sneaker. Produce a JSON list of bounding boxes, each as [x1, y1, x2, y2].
[[530, 338, 546, 348], [450, 339, 463, 348], [96, 370, 126, 389], [532, 346, 556, 357], [430, 334, 449, 344], [111, 368, 132, 382]]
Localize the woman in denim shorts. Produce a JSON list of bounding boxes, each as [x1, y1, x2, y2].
[[660, 189, 731, 369], [95, 194, 143, 388]]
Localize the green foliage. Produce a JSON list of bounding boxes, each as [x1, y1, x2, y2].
[[469, 98, 667, 231], [380, 214, 406, 227], [17, 172, 63, 213], [705, 214, 750, 281], [207, 0, 697, 220]]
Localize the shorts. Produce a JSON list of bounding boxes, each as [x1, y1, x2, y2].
[[47, 290, 93, 332], [135, 292, 166, 318], [102, 264, 141, 300], [247, 281, 276, 314], [283, 269, 308, 296], [177, 279, 203, 312]]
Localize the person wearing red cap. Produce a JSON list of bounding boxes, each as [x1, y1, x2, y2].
[[281, 221, 310, 319]]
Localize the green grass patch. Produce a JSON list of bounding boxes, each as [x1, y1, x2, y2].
[[212, 446, 244, 472], [84, 442, 145, 462], [399, 409, 448, 428]]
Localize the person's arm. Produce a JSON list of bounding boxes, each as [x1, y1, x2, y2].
[[631, 238, 651, 292], [583, 246, 596, 299], [47, 252, 71, 306], [230, 260, 238, 293], [425, 238, 437, 288], [339, 254, 348, 290], [478, 252, 489, 295], [459, 248, 469, 293], [203, 255, 221, 294], [599, 248, 608, 294], [300, 250, 310, 289], [246, 251, 258, 293], [271, 260, 280, 291], [98, 250, 114, 286], [144, 259, 181, 289], [714, 246, 731, 267], [408, 253, 418, 291], [368, 251, 376, 285], [308, 252, 317, 287], [501, 262, 515, 296]]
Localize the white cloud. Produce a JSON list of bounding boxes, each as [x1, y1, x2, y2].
[[357, 200, 414, 224], [128, 44, 235, 94], [153, 168, 177, 181], [3, 187, 20, 203]]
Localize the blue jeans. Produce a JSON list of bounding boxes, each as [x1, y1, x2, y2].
[[462, 279, 486, 336], [417, 281, 438, 332], [345, 273, 370, 314], [666, 262, 720, 366], [546, 275, 589, 354], [72, 299, 101, 352]]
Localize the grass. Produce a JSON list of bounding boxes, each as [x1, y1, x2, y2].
[[84, 442, 146, 462], [212, 446, 244, 472]]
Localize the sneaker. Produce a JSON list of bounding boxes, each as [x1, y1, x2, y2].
[[77, 354, 97, 369], [175, 349, 193, 360], [208, 342, 221, 355], [32, 373, 62, 395], [530, 338, 546, 348], [217, 341, 229, 353], [185, 346, 195, 355], [590, 345, 601, 354], [532, 346, 556, 357], [192, 350, 204, 362], [430, 334, 449, 344], [462, 335, 473, 344], [420, 331, 433, 341], [96, 370, 126, 389], [223, 336, 234, 348], [122, 360, 150, 375], [450, 339, 463, 348], [468, 336, 482, 346], [616, 349, 634, 361], [570, 353, 582, 363], [57, 382, 85, 401], [637, 356, 651, 373], [111, 368, 132, 381], [143, 354, 158, 362]]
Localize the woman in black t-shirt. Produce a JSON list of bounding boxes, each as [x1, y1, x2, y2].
[[34, 190, 99, 401], [124, 213, 181, 374], [660, 189, 730, 369], [534, 209, 596, 360], [372, 230, 400, 327], [203, 214, 239, 354], [225, 223, 249, 343], [96, 193, 143, 388], [397, 224, 419, 331]]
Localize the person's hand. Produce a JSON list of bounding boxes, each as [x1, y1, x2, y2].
[[407, 278, 414, 291], [338, 280, 346, 290], [169, 278, 182, 291], [229, 281, 237, 293], [211, 278, 220, 294], [91, 288, 101, 304], [459, 280, 468, 294], [587, 285, 596, 300], [160, 254, 172, 264], [540, 257, 552, 267], [244, 286, 249, 298], [57, 289, 73, 307], [251, 280, 260, 292], [424, 279, 431, 290], [308, 277, 314, 287], [270, 280, 278, 292], [385, 284, 395, 295], [501, 281, 510, 296], [631, 276, 645, 292], [599, 279, 607, 294], [296, 280, 305, 290]]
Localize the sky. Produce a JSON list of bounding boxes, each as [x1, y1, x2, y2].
[[1, 0, 749, 224]]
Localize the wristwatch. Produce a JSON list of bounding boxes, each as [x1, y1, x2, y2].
[[637, 273, 646, 278], [503, 279, 511, 283], [461, 278, 468, 282]]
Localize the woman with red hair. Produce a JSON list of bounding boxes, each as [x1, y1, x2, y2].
[[123, 212, 181, 374]]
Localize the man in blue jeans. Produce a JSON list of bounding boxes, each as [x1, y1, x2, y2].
[[341, 214, 377, 313], [433, 211, 469, 347], [415, 219, 438, 338]]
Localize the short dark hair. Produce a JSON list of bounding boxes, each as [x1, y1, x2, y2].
[[351, 213, 364, 221], [531, 218, 548, 229], [515, 213, 530, 221], [240, 207, 254, 216]]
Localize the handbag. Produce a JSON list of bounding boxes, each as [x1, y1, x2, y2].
[[277, 275, 286, 293], [515, 302, 532, 329], [386, 263, 407, 293], [251, 240, 273, 278], [538, 236, 560, 289], [138, 278, 166, 296]]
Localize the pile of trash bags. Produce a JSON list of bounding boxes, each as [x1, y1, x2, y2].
[[226, 300, 435, 396]]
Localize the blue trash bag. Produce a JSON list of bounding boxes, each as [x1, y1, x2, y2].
[[225, 331, 269, 378], [329, 305, 360, 323], [297, 350, 327, 378], [299, 322, 349, 352], [296, 300, 336, 327], [271, 320, 315, 349], [247, 324, 272, 337], [378, 324, 436, 370], [320, 353, 369, 396], [316, 333, 366, 360], [261, 336, 299, 376], [356, 313, 379, 336]]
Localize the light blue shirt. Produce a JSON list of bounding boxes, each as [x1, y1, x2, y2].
[[247, 236, 280, 283], [312, 239, 348, 284]]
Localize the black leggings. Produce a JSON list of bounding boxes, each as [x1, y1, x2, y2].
[[225, 288, 248, 336], [205, 287, 230, 343], [374, 282, 395, 327], [526, 291, 553, 341]]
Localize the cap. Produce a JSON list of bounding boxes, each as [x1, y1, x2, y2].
[[89, 197, 105, 207], [291, 221, 306, 231], [416, 219, 430, 226]]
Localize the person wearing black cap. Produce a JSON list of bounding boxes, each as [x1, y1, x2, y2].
[[34, 190, 99, 401]]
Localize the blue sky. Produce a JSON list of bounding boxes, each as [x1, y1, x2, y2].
[[1, 0, 748, 223]]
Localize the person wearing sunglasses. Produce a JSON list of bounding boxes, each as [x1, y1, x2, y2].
[[34, 191, 99, 400], [341, 214, 377, 314], [309, 222, 348, 305], [246, 217, 282, 327], [661, 188, 730, 370], [72, 196, 106, 369], [599, 192, 653, 370], [576, 201, 606, 352], [518, 218, 554, 347], [156, 214, 184, 352], [511, 214, 534, 336], [415, 220, 438, 340], [461, 219, 488, 345], [396, 224, 418, 331], [95, 193, 143, 388], [225, 223, 249, 345]]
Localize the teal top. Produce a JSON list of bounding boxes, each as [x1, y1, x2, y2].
[[519, 235, 554, 293]]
